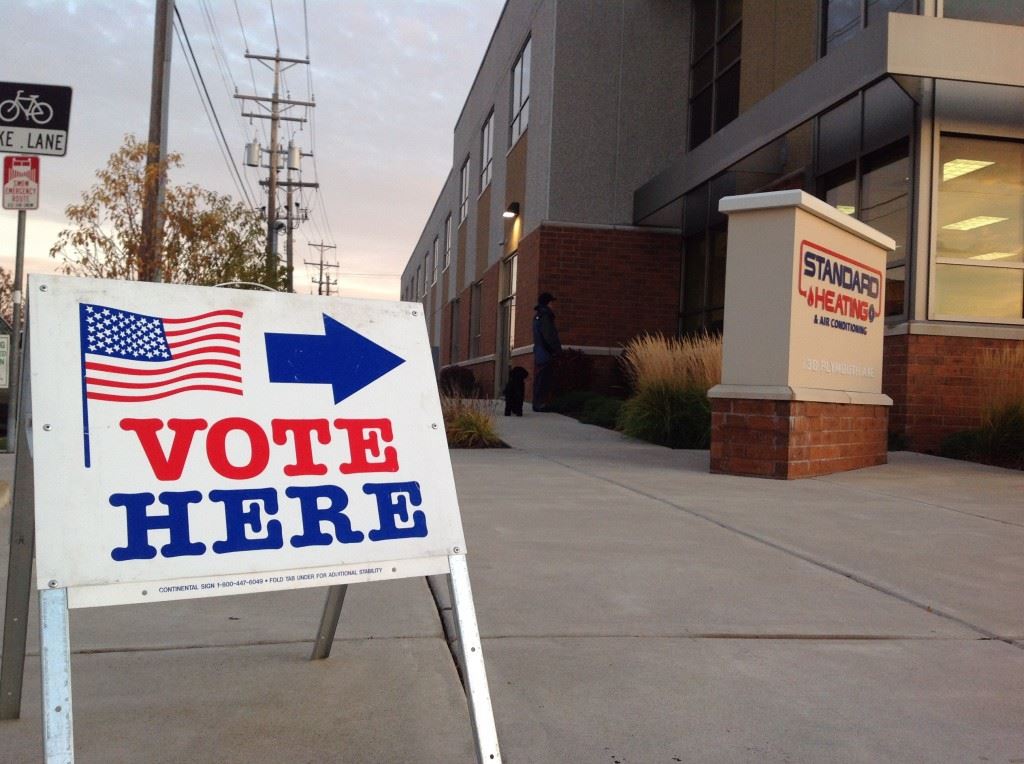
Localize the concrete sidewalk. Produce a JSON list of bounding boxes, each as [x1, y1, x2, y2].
[[1, 411, 1023, 761]]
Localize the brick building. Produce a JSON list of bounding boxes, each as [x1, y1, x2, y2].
[[402, 0, 1024, 453]]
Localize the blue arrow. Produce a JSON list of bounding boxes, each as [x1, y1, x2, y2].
[[265, 314, 405, 403]]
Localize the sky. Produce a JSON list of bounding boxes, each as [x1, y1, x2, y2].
[[1, 0, 505, 299]]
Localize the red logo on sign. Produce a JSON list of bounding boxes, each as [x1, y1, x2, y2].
[[3, 155, 39, 210]]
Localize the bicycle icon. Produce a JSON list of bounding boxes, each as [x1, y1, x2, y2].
[[0, 90, 54, 126]]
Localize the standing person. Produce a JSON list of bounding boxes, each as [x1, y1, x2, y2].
[[532, 292, 562, 411]]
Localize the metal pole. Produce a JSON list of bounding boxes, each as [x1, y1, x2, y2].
[[310, 584, 348, 660], [265, 57, 281, 287], [39, 587, 74, 763], [0, 343, 35, 719], [5, 208, 25, 443], [139, 0, 174, 283], [448, 554, 502, 763], [286, 170, 294, 293]]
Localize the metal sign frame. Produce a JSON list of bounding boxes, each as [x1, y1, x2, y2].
[[0, 82, 72, 158], [0, 280, 503, 762]]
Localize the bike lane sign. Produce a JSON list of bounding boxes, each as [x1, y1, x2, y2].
[[0, 81, 72, 157]]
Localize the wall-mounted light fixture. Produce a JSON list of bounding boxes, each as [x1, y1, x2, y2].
[[503, 202, 520, 219]]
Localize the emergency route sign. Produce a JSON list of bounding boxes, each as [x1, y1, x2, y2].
[[27, 274, 467, 609]]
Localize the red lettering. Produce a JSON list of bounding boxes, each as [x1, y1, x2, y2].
[[120, 418, 208, 481], [206, 417, 271, 480], [334, 418, 399, 474], [271, 419, 330, 476]]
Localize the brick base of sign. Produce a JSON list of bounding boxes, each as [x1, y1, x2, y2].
[[710, 398, 888, 479]]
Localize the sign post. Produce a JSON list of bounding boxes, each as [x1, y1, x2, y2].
[[11, 274, 501, 761]]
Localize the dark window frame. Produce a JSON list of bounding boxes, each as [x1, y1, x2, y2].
[[688, 0, 742, 150]]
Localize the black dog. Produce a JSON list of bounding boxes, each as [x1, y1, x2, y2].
[[503, 366, 529, 416]]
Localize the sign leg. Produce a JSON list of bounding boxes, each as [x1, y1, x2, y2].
[[310, 584, 348, 660], [447, 554, 501, 763], [0, 341, 35, 720], [39, 587, 74, 763]]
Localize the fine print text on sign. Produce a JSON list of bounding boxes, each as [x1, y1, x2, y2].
[[29, 275, 466, 608], [3, 155, 39, 210], [0, 81, 72, 157]]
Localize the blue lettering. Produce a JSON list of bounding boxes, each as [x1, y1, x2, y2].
[[210, 488, 283, 554], [365, 481, 427, 541], [109, 491, 206, 561], [286, 484, 364, 547]]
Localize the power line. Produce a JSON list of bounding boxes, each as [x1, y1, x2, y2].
[[173, 5, 255, 209], [269, 0, 281, 51]]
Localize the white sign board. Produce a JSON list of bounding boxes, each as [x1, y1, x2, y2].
[[28, 275, 466, 608]]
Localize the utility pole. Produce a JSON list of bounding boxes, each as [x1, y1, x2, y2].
[[235, 52, 314, 289], [306, 242, 338, 296], [139, 0, 175, 283]]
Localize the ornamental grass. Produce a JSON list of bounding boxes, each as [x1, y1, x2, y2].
[[620, 332, 722, 393], [617, 333, 722, 449], [441, 393, 503, 449]]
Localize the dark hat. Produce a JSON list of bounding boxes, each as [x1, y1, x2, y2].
[[538, 292, 556, 304]]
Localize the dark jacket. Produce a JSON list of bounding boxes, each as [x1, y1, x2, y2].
[[532, 303, 562, 364]]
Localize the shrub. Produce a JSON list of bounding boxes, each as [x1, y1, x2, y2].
[[438, 365, 481, 398], [578, 396, 623, 429], [620, 332, 721, 394], [548, 389, 602, 414], [441, 394, 502, 448], [617, 383, 711, 449], [550, 349, 593, 396]]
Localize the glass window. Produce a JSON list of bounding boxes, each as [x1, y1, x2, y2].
[[444, 214, 452, 270], [423, 252, 431, 294], [818, 96, 860, 174], [511, 38, 531, 144], [431, 238, 439, 285], [861, 139, 910, 264], [689, 0, 742, 149], [459, 158, 470, 222], [935, 135, 1024, 321], [416, 266, 422, 298], [824, 0, 917, 55], [449, 298, 460, 362], [480, 111, 494, 190], [469, 281, 483, 357], [942, 0, 1024, 26]]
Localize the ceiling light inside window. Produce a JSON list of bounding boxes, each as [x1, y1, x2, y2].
[[969, 251, 1018, 261], [942, 158, 994, 182], [836, 205, 856, 215], [941, 216, 1008, 231]]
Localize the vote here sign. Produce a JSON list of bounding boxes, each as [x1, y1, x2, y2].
[[28, 275, 466, 608]]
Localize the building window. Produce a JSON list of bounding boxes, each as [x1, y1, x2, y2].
[[480, 111, 494, 190], [510, 38, 531, 144], [459, 158, 470, 222], [449, 298, 461, 362], [933, 134, 1024, 322], [469, 281, 483, 357], [415, 266, 422, 299], [816, 78, 914, 317], [941, 0, 1024, 26], [689, 0, 741, 149], [423, 252, 431, 296], [443, 214, 452, 270], [431, 237, 439, 285], [500, 253, 518, 354], [822, 0, 917, 55]]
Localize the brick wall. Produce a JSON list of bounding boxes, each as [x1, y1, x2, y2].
[[711, 399, 888, 479], [531, 225, 681, 348], [884, 333, 1024, 453]]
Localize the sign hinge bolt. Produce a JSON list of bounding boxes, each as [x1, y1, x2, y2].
[[42, 424, 51, 431], [38, 284, 47, 292], [47, 580, 57, 588]]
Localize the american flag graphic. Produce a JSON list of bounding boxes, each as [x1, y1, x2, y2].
[[80, 303, 245, 402], [78, 303, 245, 467]]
